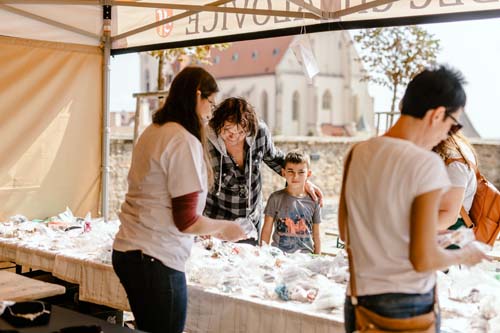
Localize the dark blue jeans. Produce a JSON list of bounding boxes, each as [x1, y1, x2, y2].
[[112, 250, 187, 333], [344, 288, 440, 333]]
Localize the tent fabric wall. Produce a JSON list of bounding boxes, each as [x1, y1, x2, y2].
[[0, 3, 102, 46], [0, 36, 102, 220]]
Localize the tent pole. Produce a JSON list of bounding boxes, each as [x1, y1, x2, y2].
[[101, 4, 112, 221]]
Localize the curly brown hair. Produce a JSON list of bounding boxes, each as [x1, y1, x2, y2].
[[209, 97, 259, 137]]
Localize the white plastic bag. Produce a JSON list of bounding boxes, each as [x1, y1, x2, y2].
[[437, 228, 475, 248], [234, 217, 258, 240], [290, 33, 319, 84]]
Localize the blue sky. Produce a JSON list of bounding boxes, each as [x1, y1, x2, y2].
[[110, 17, 500, 139]]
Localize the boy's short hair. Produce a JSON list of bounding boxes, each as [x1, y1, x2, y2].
[[401, 65, 466, 119], [284, 150, 310, 168]]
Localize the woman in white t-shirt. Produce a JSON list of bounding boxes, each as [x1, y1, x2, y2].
[[339, 66, 487, 333], [434, 132, 478, 238], [112, 67, 245, 333]]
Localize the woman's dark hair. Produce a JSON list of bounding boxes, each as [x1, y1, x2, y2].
[[209, 97, 259, 137], [152, 66, 218, 141]]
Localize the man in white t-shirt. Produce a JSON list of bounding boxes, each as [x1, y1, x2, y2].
[[339, 65, 488, 333]]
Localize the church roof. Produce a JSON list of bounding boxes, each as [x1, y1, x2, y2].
[[460, 112, 481, 138], [203, 36, 294, 79]]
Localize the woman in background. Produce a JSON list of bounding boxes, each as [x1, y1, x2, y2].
[[434, 131, 478, 242], [204, 97, 322, 244]]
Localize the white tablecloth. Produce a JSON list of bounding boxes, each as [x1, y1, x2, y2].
[[186, 285, 344, 333], [0, 237, 346, 332]]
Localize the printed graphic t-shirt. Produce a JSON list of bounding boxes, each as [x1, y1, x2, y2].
[[264, 189, 321, 253]]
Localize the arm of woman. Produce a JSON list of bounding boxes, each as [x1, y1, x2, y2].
[[410, 189, 487, 272], [304, 181, 324, 207], [171, 192, 245, 241], [183, 216, 245, 242], [438, 186, 465, 230], [260, 122, 286, 174]]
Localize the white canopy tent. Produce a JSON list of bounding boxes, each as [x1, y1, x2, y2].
[[1, 0, 499, 220]]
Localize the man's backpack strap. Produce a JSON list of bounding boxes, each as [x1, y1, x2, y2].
[[459, 206, 474, 228]]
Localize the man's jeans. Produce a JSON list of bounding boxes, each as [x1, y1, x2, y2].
[[344, 288, 440, 333], [112, 250, 187, 333]]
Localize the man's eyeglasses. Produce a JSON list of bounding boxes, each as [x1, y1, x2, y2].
[[445, 110, 463, 135]]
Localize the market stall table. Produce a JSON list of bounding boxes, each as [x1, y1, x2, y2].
[[2, 218, 500, 333], [0, 270, 65, 301]]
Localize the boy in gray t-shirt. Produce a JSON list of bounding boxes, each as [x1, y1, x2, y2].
[[261, 150, 321, 254]]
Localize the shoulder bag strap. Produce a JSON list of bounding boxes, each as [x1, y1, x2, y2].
[[340, 144, 359, 302]]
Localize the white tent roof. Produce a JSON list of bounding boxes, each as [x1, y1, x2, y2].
[[1, 1, 499, 52]]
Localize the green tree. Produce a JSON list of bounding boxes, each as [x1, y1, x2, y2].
[[354, 26, 441, 113], [149, 43, 230, 90]]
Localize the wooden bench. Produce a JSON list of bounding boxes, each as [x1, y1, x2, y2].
[[0, 270, 65, 301]]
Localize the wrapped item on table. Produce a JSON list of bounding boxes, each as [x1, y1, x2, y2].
[[278, 266, 313, 285], [218, 270, 243, 293], [311, 275, 345, 310], [8, 215, 28, 223], [260, 282, 280, 300], [437, 227, 475, 248], [260, 243, 285, 258], [488, 315, 500, 333], [186, 256, 228, 286], [479, 294, 500, 320], [301, 255, 348, 278], [237, 267, 268, 298], [288, 283, 318, 303], [275, 272, 324, 303], [446, 265, 500, 303], [234, 217, 258, 240]]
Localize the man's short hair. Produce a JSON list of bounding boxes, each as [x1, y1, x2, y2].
[[401, 65, 466, 119], [285, 150, 310, 168]]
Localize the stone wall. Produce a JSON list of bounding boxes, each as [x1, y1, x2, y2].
[[109, 140, 134, 219], [109, 138, 500, 219], [470, 139, 500, 190]]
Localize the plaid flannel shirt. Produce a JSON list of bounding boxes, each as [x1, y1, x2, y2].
[[204, 122, 285, 229]]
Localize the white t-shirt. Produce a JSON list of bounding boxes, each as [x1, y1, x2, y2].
[[446, 141, 477, 213], [113, 122, 207, 272], [345, 136, 450, 296]]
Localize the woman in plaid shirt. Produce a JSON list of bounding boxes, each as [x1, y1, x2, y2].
[[205, 97, 322, 244]]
